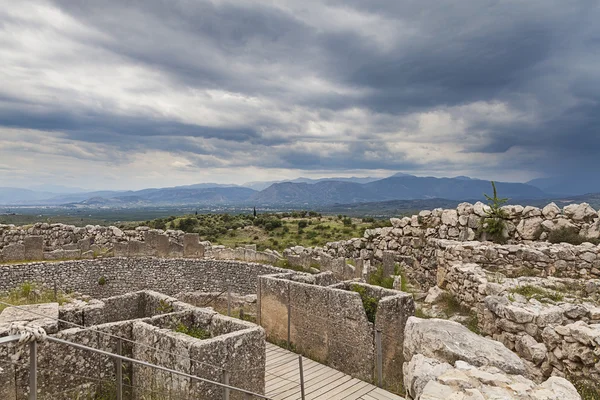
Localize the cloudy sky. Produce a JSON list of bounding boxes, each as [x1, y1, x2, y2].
[[0, 0, 598, 190]]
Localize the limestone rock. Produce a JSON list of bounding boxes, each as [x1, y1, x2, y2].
[[442, 210, 459, 227], [473, 202, 491, 217], [542, 203, 561, 219], [403, 317, 526, 375], [409, 359, 580, 400], [457, 203, 474, 216], [425, 286, 446, 304], [563, 203, 597, 221], [0, 302, 59, 334], [403, 354, 453, 399], [516, 217, 543, 240]]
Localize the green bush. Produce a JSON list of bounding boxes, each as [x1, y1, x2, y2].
[[368, 266, 394, 289], [352, 285, 378, 323], [480, 181, 509, 243]]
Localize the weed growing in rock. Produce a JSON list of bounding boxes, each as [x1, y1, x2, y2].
[[352, 284, 378, 323], [157, 299, 174, 313], [98, 276, 107, 286], [509, 285, 564, 302], [367, 265, 394, 289], [568, 376, 600, 399], [0, 282, 70, 312], [174, 322, 211, 340]]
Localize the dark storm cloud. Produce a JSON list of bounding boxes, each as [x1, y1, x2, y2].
[[0, 0, 598, 181]]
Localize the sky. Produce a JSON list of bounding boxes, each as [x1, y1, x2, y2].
[[0, 0, 598, 191]]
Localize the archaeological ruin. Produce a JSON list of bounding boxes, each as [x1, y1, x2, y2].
[[1, 201, 599, 399]]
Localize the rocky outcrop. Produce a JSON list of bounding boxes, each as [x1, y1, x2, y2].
[[403, 317, 527, 375], [403, 355, 581, 400]]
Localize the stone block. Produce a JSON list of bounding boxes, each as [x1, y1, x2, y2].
[[113, 242, 128, 257], [382, 250, 395, 277], [0, 303, 59, 334], [24, 236, 44, 260], [77, 237, 91, 252], [183, 233, 204, 258], [1, 243, 25, 262], [169, 242, 184, 257], [128, 240, 154, 257]]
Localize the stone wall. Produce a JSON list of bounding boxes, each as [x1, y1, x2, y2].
[[334, 202, 599, 257], [0, 290, 265, 400], [481, 295, 600, 382], [258, 272, 414, 392], [0, 258, 287, 298], [0, 223, 186, 251]]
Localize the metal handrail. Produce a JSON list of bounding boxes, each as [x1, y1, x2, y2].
[[1, 333, 273, 400]]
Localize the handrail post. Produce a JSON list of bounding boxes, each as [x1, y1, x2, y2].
[[116, 339, 123, 400], [375, 329, 383, 388], [298, 355, 305, 400], [223, 370, 230, 400], [29, 341, 37, 400], [227, 286, 232, 317]]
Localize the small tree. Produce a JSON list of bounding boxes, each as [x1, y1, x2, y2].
[[481, 181, 508, 243]]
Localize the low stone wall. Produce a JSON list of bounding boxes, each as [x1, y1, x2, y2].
[[0, 290, 265, 400], [0, 230, 208, 262], [0, 223, 186, 251], [258, 273, 414, 393], [481, 295, 600, 382], [0, 258, 287, 298]]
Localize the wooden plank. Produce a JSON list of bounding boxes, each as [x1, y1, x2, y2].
[[265, 343, 405, 400]]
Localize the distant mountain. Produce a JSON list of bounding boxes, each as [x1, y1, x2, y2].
[[0, 187, 57, 204], [243, 176, 381, 191], [29, 184, 88, 194], [527, 175, 600, 197], [250, 176, 547, 206], [75, 187, 256, 206]]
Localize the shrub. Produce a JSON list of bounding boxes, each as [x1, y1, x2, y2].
[[481, 181, 509, 243], [352, 285, 378, 323], [98, 276, 107, 286], [368, 266, 394, 289], [297, 220, 308, 229]]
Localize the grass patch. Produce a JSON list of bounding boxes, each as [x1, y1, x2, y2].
[[0, 282, 71, 312], [352, 284, 378, 323], [174, 322, 211, 340], [509, 285, 564, 302], [568, 377, 600, 400], [367, 265, 394, 289]]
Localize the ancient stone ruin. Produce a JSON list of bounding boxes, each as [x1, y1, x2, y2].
[[1, 201, 598, 399]]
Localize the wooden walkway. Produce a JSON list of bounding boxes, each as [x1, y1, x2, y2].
[[265, 343, 405, 400]]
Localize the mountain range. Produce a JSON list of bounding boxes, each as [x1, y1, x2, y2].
[[0, 173, 594, 207]]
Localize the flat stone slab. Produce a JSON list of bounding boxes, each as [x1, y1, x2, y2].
[[0, 302, 59, 334]]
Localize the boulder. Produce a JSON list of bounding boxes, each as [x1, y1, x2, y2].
[[0, 302, 59, 334], [563, 203, 597, 221], [542, 203, 561, 219], [403, 317, 526, 375], [516, 217, 543, 240], [411, 361, 580, 400], [403, 354, 453, 399], [473, 202, 491, 217], [425, 286, 446, 304], [441, 210, 459, 227]]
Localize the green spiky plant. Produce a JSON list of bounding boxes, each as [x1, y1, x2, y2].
[[481, 181, 509, 243]]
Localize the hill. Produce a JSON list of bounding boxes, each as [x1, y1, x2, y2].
[[251, 176, 546, 206]]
